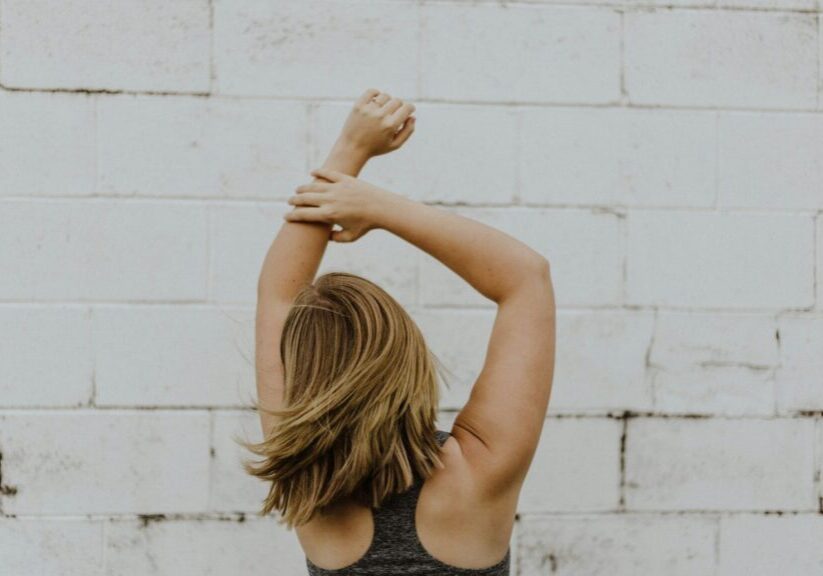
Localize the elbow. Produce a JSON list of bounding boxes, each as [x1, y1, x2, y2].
[[495, 254, 553, 306], [537, 255, 551, 277], [525, 255, 555, 307], [526, 253, 552, 281]]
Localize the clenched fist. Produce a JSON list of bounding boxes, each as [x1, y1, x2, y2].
[[336, 88, 416, 157]]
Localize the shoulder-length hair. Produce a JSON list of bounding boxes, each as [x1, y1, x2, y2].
[[238, 271, 448, 529]]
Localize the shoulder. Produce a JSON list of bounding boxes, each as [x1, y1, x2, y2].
[[430, 430, 517, 505], [417, 431, 517, 565]]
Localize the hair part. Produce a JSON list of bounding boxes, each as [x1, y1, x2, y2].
[[237, 271, 449, 529]]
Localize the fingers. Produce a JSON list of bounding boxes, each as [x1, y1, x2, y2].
[[283, 206, 331, 223], [389, 116, 416, 148], [387, 101, 416, 126], [310, 167, 344, 182], [381, 97, 404, 115], [371, 92, 390, 106], [295, 182, 331, 194], [287, 192, 327, 206], [356, 88, 381, 108]]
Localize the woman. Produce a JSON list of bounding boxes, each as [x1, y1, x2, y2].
[[242, 88, 556, 575]]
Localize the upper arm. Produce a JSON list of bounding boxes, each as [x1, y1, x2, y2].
[[254, 302, 291, 439], [450, 259, 556, 498]]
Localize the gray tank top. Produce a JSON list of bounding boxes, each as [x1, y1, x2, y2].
[[305, 429, 511, 576]]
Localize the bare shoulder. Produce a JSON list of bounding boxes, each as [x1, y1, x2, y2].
[[425, 432, 520, 518], [415, 433, 516, 568]]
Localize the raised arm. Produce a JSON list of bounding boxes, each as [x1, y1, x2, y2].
[[255, 89, 416, 438], [254, 139, 365, 438], [370, 194, 556, 499], [284, 172, 556, 499]]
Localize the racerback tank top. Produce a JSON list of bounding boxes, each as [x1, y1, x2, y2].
[[305, 429, 511, 576]]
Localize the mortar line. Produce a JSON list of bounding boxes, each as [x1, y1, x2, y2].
[[1, 195, 820, 216], [4, 509, 823, 521], [0, 299, 821, 316], [3, 83, 823, 115], [619, 9, 627, 104], [1, 406, 820, 420], [417, 0, 424, 99], [208, 0, 216, 94]]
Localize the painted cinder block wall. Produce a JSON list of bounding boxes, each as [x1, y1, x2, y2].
[[1, 1, 821, 574]]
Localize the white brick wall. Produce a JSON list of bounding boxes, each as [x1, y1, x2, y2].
[[0, 0, 211, 93], [624, 10, 818, 109], [0, 1, 820, 574], [518, 514, 718, 576]]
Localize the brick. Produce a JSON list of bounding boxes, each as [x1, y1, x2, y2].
[[0, 201, 207, 301], [98, 96, 308, 199], [209, 204, 418, 306], [551, 311, 654, 413], [717, 514, 823, 575], [93, 306, 255, 407], [625, 11, 817, 109], [105, 517, 305, 576], [409, 309, 496, 410], [0, 0, 210, 92], [541, 0, 811, 5], [311, 102, 519, 205], [719, 112, 823, 210], [0, 92, 95, 197], [519, 107, 716, 208], [775, 314, 823, 412], [421, 4, 620, 103], [626, 211, 814, 310], [517, 514, 717, 576], [722, 0, 816, 7], [625, 418, 816, 511], [616, 0, 815, 5], [0, 518, 104, 576], [650, 312, 778, 416], [651, 312, 778, 369], [652, 365, 775, 416], [0, 306, 93, 407], [419, 208, 623, 308], [518, 418, 622, 512], [213, 0, 418, 98], [0, 411, 210, 514], [209, 410, 269, 512]]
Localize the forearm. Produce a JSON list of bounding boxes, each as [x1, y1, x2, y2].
[[256, 138, 370, 307], [372, 195, 549, 304]]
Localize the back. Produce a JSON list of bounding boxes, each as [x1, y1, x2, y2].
[[305, 430, 511, 576]]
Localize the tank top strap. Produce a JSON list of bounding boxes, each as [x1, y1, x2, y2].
[[433, 429, 451, 447]]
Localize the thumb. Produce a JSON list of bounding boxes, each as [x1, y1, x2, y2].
[[310, 167, 344, 182]]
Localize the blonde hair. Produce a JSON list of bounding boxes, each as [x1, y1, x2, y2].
[[238, 271, 448, 529]]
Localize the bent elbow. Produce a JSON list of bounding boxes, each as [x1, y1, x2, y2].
[[525, 254, 551, 282], [528, 256, 555, 311]]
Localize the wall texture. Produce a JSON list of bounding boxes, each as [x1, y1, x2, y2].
[[0, 0, 821, 574]]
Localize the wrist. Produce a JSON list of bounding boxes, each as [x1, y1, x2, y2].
[[318, 138, 370, 178], [330, 136, 372, 163], [369, 189, 408, 231]]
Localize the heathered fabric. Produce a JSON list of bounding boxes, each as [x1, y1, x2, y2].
[[305, 429, 511, 576]]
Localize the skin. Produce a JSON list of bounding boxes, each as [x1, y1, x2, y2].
[[255, 88, 415, 438], [256, 88, 556, 570]]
